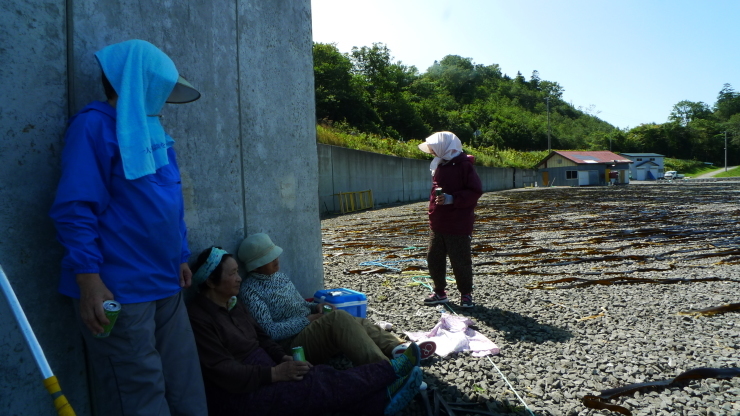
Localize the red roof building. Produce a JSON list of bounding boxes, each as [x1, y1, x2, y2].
[[535, 151, 633, 186]]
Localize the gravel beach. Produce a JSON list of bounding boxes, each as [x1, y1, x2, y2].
[[320, 181, 740, 416]]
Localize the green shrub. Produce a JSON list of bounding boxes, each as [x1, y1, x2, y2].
[[664, 158, 706, 173], [316, 123, 545, 168]]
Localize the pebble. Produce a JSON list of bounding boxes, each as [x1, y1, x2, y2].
[[321, 183, 740, 415]]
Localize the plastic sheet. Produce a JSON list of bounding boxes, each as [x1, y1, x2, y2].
[[405, 313, 499, 358]]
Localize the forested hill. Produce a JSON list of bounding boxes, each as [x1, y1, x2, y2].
[[313, 42, 617, 151]]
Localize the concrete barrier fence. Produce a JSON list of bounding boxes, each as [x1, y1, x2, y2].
[[318, 144, 537, 214]]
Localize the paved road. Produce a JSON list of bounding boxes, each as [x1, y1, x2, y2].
[[695, 166, 738, 178]]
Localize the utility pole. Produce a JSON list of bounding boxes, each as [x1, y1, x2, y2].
[[725, 131, 728, 172], [546, 96, 551, 152]]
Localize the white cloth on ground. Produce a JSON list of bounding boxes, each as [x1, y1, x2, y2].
[[405, 313, 499, 357]]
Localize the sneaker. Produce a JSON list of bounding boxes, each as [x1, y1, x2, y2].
[[423, 291, 448, 305], [460, 294, 474, 308], [392, 341, 436, 360], [385, 367, 422, 415], [389, 342, 419, 377]]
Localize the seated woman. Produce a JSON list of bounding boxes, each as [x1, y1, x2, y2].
[[187, 246, 423, 416], [237, 233, 435, 366]]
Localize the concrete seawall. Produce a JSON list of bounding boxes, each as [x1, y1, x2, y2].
[[0, 1, 320, 414], [318, 144, 537, 213]]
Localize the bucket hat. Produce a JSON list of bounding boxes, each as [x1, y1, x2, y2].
[[238, 233, 283, 271]]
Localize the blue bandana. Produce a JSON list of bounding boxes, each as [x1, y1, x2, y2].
[[192, 248, 229, 286]]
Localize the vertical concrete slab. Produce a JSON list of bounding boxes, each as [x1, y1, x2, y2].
[[237, 0, 322, 297], [405, 158, 434, 201], [2, 0, 322, 414], [0, 1, 92, 415], [70, 0, 246, 257], [330, 147, 405, 206], [317, 144, 335, 214]]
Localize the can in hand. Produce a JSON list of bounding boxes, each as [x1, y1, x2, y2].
[[435, 187, 443, 196], [322, 304, 333, 314], [292, 346, 306, 362], [95, 300, 121, 338]]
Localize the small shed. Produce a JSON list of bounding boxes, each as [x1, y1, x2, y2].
[[618, 153, 665, 180], [535, 151, 633, 186]]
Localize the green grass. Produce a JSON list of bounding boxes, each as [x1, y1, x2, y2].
[[663, 158, 739, 177], [317, 124, 730, 176], [713, 166, 740, 177], [316, 123, 546, 168], [663, 158, 706, 174]]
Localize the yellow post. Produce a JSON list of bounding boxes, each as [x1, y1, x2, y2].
[[334, 190, 374, 214]]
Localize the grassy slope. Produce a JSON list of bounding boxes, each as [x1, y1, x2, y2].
[[713, 166, 740, 177], [316, 124, 725, 174], [316, 124, 546, 169]]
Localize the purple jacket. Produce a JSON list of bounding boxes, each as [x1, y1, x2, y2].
[[428, 153, 483, 235]]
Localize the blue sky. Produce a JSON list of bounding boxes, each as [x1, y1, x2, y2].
[[310, 0, 740, 131]]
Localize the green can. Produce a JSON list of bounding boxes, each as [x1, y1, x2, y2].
[[95, 300, 121, 338], [322, 304, 333, 314], [435, 187, 443, 196], [292, 346, 306, 362]]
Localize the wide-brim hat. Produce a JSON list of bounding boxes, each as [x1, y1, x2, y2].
[[167, 75, 201, 104], [418, 131, 446, 154], [418, 141, 432, 154], [238, 233, 283, 272]]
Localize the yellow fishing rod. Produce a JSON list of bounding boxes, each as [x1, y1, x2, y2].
[[0, 264, 76, 416]]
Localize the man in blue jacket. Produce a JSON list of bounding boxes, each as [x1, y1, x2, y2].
[[50, 40, 207, 415]]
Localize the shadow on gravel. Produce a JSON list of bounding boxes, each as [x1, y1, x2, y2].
[[464, 306, 573, 345], [410, 370, 545, 416]]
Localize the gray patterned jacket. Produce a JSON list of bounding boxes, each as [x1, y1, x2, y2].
[[239, 271, 315, 341]]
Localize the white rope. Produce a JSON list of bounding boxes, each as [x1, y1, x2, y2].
[[486, 356, 536, 416], [426, 285, 536, 416]]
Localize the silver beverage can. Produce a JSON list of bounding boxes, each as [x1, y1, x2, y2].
[[95, 300, 121, 338]]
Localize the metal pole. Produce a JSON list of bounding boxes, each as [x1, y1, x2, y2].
[[546, 97, 551, 152], [0, 264, 76, 416], [725, 131, 728, 172]]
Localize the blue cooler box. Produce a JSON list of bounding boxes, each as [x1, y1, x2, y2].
[[313, 288, 367, 318]]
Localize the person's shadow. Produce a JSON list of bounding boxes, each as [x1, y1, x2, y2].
[[460, 305, 573, 344]]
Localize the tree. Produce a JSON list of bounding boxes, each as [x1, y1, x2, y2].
[[313, 43, 379, 130], [349, 43, 427, 139], [715, 83, 740, 121], [668, 100, 712, 126]]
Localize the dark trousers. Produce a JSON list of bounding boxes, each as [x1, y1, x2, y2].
[[205, 348, 395, 416], [427, 229, 474, 295]]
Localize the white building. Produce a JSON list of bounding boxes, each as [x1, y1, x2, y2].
[[619, 153, 665, 181]]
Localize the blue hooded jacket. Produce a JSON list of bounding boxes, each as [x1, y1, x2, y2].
[[50, 42, 190, 303], [50, 101, 189, 303]]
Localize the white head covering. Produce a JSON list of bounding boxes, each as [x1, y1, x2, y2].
[[417, 131, 463, 175]]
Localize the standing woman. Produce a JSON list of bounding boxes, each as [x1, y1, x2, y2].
[[418, 132, 483, 308]]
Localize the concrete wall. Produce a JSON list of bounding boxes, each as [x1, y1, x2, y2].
[[318, 144, 537, 213], [0, 1, 321, 415]]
